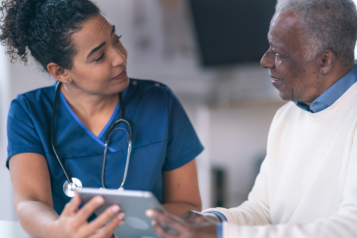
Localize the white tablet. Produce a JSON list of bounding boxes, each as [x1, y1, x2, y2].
[[77, 188, 164, 238]]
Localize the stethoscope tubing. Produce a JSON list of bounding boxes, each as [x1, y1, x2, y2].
[[102, 92, 133, 189], [51, 81, 73, 184]]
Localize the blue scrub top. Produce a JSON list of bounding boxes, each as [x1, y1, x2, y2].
[[6, 79, 204, 216]]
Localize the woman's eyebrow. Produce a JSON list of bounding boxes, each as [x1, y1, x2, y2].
[[86, 25, 115, 59], [87, 42, 106, 59]]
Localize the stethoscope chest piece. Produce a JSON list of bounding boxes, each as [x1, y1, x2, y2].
[[63, 177, 83, 197]]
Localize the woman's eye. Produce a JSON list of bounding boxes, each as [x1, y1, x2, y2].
[[94, 53, 105, 62], [114, 35, 122, 44]]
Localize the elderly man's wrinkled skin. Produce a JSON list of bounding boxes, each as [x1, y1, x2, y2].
[[146, 10, 354, 238], [181, 210, 221, 225], [146, 210, 217, 238], [261, 11, 351, 105]]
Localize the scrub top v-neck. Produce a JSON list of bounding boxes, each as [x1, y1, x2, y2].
[[6, 79, 204, 216]]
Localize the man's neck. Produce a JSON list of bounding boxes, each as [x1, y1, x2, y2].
[[302, 62, 354, 106]]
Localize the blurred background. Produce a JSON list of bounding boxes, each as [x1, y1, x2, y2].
[[1, 0, 357, 223]]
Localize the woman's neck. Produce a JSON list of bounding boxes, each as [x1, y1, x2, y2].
[[60, 83, 119, 117]]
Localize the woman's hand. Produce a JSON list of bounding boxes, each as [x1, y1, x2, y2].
[[51, 193, 125, 238], [146, 209, 217, 238]]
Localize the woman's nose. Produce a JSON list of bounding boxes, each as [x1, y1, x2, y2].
[[112, 48, 126, 67]]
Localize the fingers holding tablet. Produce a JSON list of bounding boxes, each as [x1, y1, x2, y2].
[[146, 209, 217, 238], [75, 195, 105, 224], [52, 193, 125, 238], [74, 193, 125, 238], [86, 204, 125, 237], [146, 210, 181, 236], [77, 188, 168, 237]]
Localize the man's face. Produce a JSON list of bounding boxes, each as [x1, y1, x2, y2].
[[261, 11, 321, 104]]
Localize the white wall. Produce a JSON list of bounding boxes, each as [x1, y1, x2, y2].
[[0, 39, 15, 221], [209, 101, 284, 207]]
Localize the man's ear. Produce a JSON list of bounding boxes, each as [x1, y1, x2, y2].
[[47, 63, 71, 83], [319, 49, 336, 75]]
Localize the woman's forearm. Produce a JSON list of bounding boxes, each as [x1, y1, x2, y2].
[[16, 200, 59, 238], [162, 160, 202, 217], [163, 201, 201, 217]]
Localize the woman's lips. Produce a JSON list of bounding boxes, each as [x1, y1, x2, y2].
[[112, 70, 127, 80]]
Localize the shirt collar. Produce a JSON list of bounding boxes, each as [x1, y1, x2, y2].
[[295, 61, 357, 113]]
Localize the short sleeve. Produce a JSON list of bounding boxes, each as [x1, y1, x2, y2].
[[162, 88, 204, 171], [6, 96, 45, 169]]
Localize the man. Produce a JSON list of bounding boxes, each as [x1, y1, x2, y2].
[[146, 0, 357, 237]]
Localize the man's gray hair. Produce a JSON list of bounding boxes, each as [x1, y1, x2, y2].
[[276, 0, 357, 68]]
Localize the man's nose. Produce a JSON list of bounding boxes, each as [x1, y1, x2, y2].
[[260, 50, 275, 69]]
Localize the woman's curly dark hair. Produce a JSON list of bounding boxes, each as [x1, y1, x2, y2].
[[0, 0, 100, 70]]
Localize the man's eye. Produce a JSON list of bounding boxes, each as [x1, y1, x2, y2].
[[275, 53, 285, 59], [94, 53, 105, 62], [114, 35, 122, 44], [275, 52, 287, 59]]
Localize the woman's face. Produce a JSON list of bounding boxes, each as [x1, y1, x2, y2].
[[66, 14, 129, 95]]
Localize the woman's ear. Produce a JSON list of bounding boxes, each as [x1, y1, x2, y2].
[[319, 49, 336, 75], [47, 63, 72, 83]]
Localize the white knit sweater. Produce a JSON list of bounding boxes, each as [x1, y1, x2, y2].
[[204, 82, 357, 238]]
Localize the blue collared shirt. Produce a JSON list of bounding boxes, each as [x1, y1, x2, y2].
[[296, 61, 357, 113]]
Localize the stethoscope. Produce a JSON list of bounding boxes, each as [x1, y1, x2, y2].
[[51, 81, 133, 197]]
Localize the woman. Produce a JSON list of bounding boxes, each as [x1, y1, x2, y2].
[[0, 0, 203, 237]]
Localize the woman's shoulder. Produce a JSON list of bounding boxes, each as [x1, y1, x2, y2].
[[129, 78, 170, 92], [14, 84, 55, 103], [9, 84, 55, 115], [127, 78, 175, 101]]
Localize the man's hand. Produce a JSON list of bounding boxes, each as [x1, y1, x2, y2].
[[146, 209, 217, 238], [181, 210, 221, 226]]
